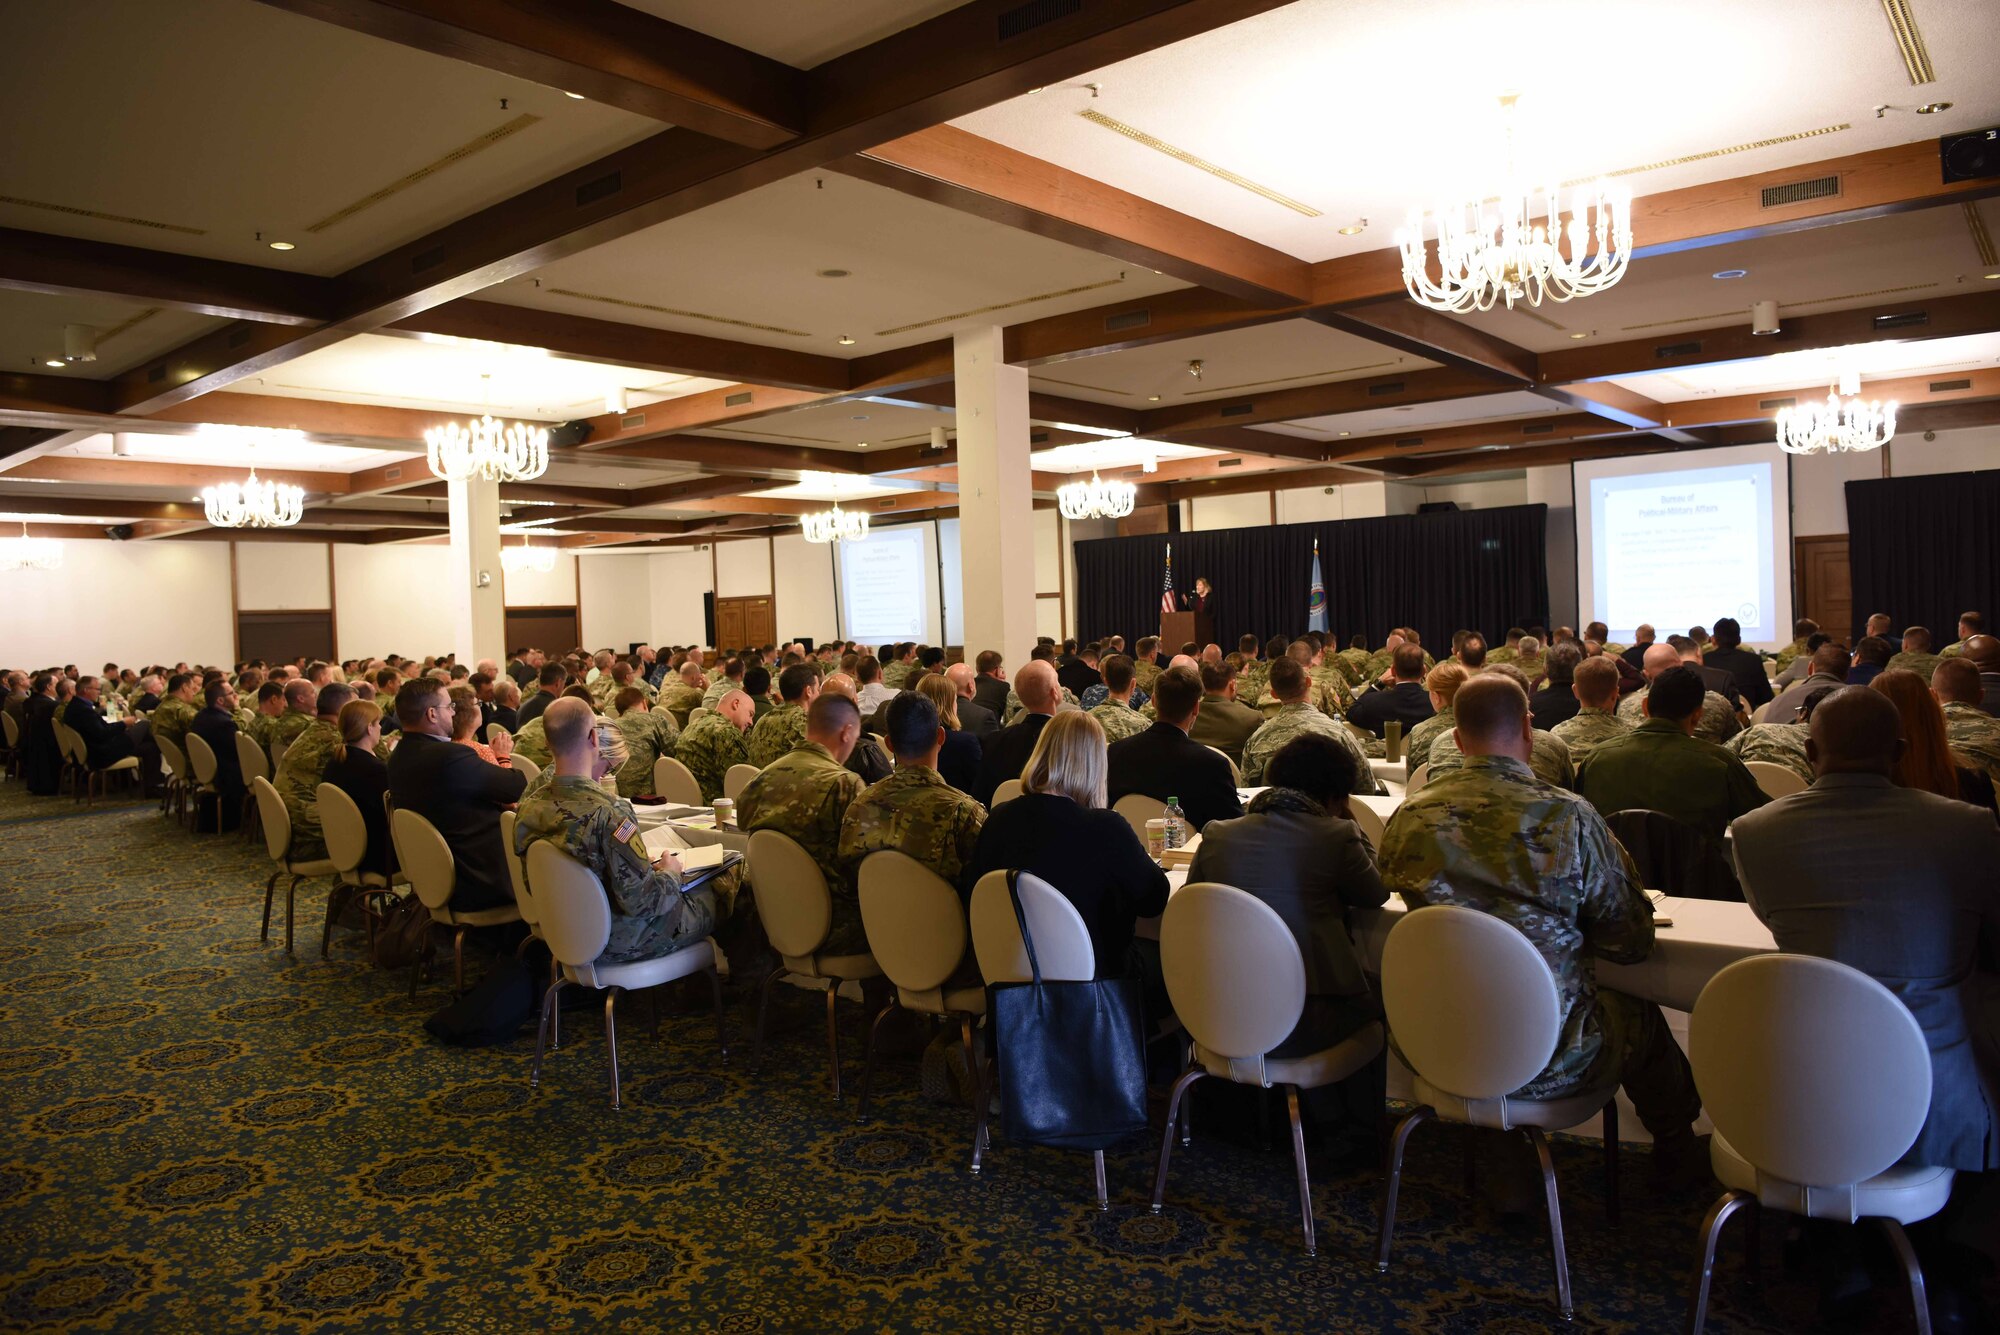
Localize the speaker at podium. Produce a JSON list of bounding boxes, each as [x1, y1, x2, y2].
[[1159, 610, 1213, 653]]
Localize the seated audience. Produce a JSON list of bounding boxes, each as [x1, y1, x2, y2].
[[386, 678, 526, 912], [1724, 684, 1836, 787], [275, 684, 357, 860], [1525, 640, 1584, 731], [149, 673, 200, 760], [1087, 654, 1151, 744], [448, 685, 498, 763], [609, 686, 680, 799], [913, 673, 983, 796], [1769, 642, 1856, 725], [1348, 642, 1438, 738], [321, 699, 393, 878], [974, 659, 1060, 806], [855, 656, 897, 714], [1673, 634, 1742, 708], [1424, 664, 1576, 789], [1576, 665, 1766, 843], [1187, 659, 1264, 764], [1549, 655, 1632, 767], [1107, 665, 1243, 831], [1933, 657, 2000, 784], [1887, 625, 1943, 682], [1847, 635, 1893, 687], [817, 674, 893, 784], [1057, 641, 1104, 697], [747, 664, 818, 767], [971, 650, 1010, 718], [674, 688, 753, 804], [736, 693, 867, 952], [1618, 643, 1743, 743], [839, 691, 987, 888], [1403, 661, 1468, 778], [1942, 609, 1984, 658], [1241, 658, 1382, 792], [1871, 668, 1998, 815], [1958, 633, 2000, 715], [517, 663, 566, 727], [63, 675, 139, 769], [943, 662, 999, 739], [702, 657, 746, 710], [1772, 617, 1819, 674], [190, 678, 244, 831]]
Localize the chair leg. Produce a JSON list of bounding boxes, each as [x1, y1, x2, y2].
[[856, 999, 898, 1122], [260, 869, 279, 943], [408, 935, 432, 1000], [452, 927, 467, 996], [1093, 1150, 1108, 1212], [823, 977, 844, 1101], [529, 978, 564, 1088], [1603, 1097, 1620, 1228], [284, 875, 300, 956], [1526, 1127, 1573, 1320], [1285, 1085, 1317, 1257], [1682, 1189, 1754, 1335], [1150, 1067, 1206, 1213], [1880, 1218, 1933, 1335], [960, 1015, 986, 1176], [1179, 1036, 1195, 1146], [708, 966, 729, 1058], [752, 966, 784, 1070], [321, 881, 345, 959], [604, 987, 622, 1110], [1375, 1105, 1436, 1271]]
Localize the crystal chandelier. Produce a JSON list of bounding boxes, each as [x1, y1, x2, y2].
[[1776, 368, 1897, 455], [801, 503, 869, 544], [0, 521, 62, 572], [501, 535, 556, 575], [1057, 471, 1137, 520], [1397, 96, 1631, 313], [201, 467, 305, 528], [424, 414, 550, 483]]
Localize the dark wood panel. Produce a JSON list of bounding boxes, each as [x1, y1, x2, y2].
[[1795, 535, 1853, 641], [505, 607, 580, 658], [237, 611, 334, 666]]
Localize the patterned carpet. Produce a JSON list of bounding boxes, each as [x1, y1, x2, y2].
[[1, 778, 1837, 1333]]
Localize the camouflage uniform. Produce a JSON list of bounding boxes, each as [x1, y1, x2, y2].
[[150, 696, 198, 760], [1089, 700, 1151, 743], [1942, 700, 2000, 785], [1770, 636, 1811, 673], [675, 711, 749, 804], [1377, 754, 1675, 1105], [1310, 663, 1354, 716], [1235, 660, 1270, 707], [1079, 683, 1149, 711], [837, 764, 987, 889], [514, 774, 715, 965], [612, 708, 681, 799], [232, 706, 259, 737], [746, 702, 808, 769], [659, 683, 707, 726], [737, 742, 867, 952], [881, 660, 913, 690], [269, 708, 315, 752], [1724, 722, 1813, 786], [1488, 645, 1519, 665], [1617, 687, 1743, 744], [1514, 654, 1547, 687], [1332, 648, 1372, 687], [506, 716, 552, 770], [1240, 703, 1384, 793], [275, 719, 340, 860], [1403, 707, 1455, 780], [1886, 650, 1943, 681], [1424, 726, 1577, 791], [1133, 659, 1163, 695], [1941, 639, 1968, 659], [700, 677, 739, 711], [1550, 706, 1632, 770]]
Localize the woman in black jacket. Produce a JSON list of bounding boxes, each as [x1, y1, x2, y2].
[[320, 699, 394, 877], [915, 673, 983, 796]]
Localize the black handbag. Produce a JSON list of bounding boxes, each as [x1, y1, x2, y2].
[[987, 871, 1151, 1152]]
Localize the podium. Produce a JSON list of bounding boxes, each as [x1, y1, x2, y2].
[[1159, 610, 1213, 652]]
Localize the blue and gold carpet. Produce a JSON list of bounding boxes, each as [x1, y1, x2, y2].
[[2, 779, 1830, 1332]]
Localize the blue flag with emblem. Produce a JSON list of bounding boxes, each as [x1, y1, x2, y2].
[[1307, 538, 1328, 633]]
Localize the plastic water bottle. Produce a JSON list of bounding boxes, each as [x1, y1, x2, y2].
[[1164, 796, 1187, 849]]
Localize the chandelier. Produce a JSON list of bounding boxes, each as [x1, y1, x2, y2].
[[501, 535, 556, 575], [201, 467, 305, 528], [1057, 471, 1137, 520], [801, 503, 869, 544], [1776, 368, 1897, 455], [0, 521, 62, 572], [424, 414, 550, 483], [1397, 96, 1631, 312]]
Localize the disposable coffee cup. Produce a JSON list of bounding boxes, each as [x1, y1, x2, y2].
[[1144, 818, 1169, 860], [711, 798, 736, 828]]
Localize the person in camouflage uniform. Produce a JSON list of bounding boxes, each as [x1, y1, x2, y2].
[[1424, 720, 1575, 789], [658, 662, 709, 728], [609, 686, 681, 799], [1934, 658, 2000, 784], [514, 698, 715, 965], [1376, 674, 1703, 1153], [1724, 719, 1813, 786], [1548, 656, 1632, 769], [592, 660, 653, 713], [1332, 637, 1373, 688], [701, 660, 746, 710], [268, 680, 319, 753], [1511, 635, 1547, 688], [737, 694, 869, 952], [1885, 626, 1943, 684], [1403, 662, 1469, 779], [1617, 643, 1743, 743], [1088, 654, 1151, 744], [746, 664, 819, 768], [149, 673, 200, 761], [1131, 637, 1165, 695], [274, 684, 356, 861], [677, 690, 754, 803], [511, 714, 553, 770], [838, 693, 987, 888], [1770, 619, 1817, 674], [1241, 659, 1384, 792]]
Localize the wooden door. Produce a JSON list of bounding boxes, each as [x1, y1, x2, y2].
[[715, 599, 747, 650], [1794, 536, 1852, 641], [714, 596, 775, 650], [504, 607, 579, 658], [237, 611, 333, 666]]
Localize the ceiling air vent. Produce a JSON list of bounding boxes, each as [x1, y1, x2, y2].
[[1759, 396, 1797, 410], [410, 244, 446, 273], [1656, 340, 1703, 359], [1217, 457, 1243, 468], [1367, 380, 1406, 396], [1761, 175, 1839, 208], [998, 0, 1081, 41], [1872, 311, 1929, 331], [724, 391, 754, 407], [1218, 403, 1253, 418], [620, 413, 646, 430], [1104, 309, 1151, 333], [384, 466, 402, 482], [1521, 422, 1555, 435], [1393, 436, 1425, 448], [1929, 377, 1971, 392], [1030, 432, 1050, 444], [576, 171, 622, 208]]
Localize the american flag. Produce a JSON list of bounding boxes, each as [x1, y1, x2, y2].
[[1160, 543, 1176, 616]]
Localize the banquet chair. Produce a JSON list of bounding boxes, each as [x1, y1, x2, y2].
[[1742, 760, 1806, 801], [1406, 761, 1431, 792], [525, 840, 728, 1110], [508, 753, 540, 787], [482, 721, 511, 743], [1749, 701, 1772, 726], [1, 710, 20, 781], [990, 778, 1023, 806], [389, 806, 521, 998], [969, 868, 1117, 1208], [250, 776, 337, 957], [1112, 793, 1165, 844], [689, 706, 712, 725], [1348, 799, 1386, 850], [1605, 809, 1742, 902], [747, 829, 882, 1100], [270, 737, 291, 774], [234, 733, 270, 842], [856, 851, 986, 1170], [1684, 954, 1949, 1334], [652, 756, 702, 806], [154, 734, 192, 827], [317, 782, 404, 960], [182, 732, 223, 832], [1204, 745, 1244, 785], [1376, 905, 1621, 1319], [1152, 881, 1384, 1256], [723, 763, 760, 802], [51, 720, 84, 801]]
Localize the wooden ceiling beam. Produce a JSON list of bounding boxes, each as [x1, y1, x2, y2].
[[0, 496, 211, 522], [1308, 300, 1538, 384], [1138, 366, 1505, 434], [1659, 366, 2000, 430], [0, 226, 340, 325], [1, 456, 351, 494]]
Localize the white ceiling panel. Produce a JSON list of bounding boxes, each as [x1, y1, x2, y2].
[[613, 0, 964, 67], [1031, 318, 1432, 405], [0, 290, 224, 381], [1266, 389, 1564, 438], [1613, 329, 2000, 401]]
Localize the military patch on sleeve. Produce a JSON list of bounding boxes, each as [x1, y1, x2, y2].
[[613, 817, 638, 844]]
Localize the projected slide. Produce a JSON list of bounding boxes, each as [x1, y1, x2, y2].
[[1573, 444, 1793, 650], [837, 524, 928, 642]]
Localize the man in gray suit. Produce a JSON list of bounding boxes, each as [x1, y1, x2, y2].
[[1732, 685, 2000, 1173]]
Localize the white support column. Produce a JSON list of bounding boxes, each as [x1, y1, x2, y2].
[[446, 475, 505, 665], [953, 325, 1038, 661]]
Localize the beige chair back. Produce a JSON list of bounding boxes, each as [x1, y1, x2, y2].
[[184, 731, 220, 786], [723, 763, 760, 802], [857, 851, 968, 1001], [525, 841, 612, 978], [499, 810, 538, 931], [1160, 882, 1304, 1075], [653, 755, 701, 805], [969, 869, 1093, 983], [270, 738, 291, 772], [1348, 799, 1386, 849], [1407, 761, 1431, 791], [1381, 905, 1559, 1100], [156, 733, 188, 781], [990, 778, 1024, 806], [1205, 745, 1244, 785], [746, 829, 832, 961], [1743, 760, 1806, 800], [508, 753, 540, 786], [250, 776, 291, 863], [316, 783, 370, 878], [1, 712, 19, 748], [689, 706, 712, 724], [1112, 792, 1166, 843], [1749, 700, 1772, 726], [391, 808, 457, 912], [234, 732, 269, 784], [1691, 953, 1931, 1190], [53, 720, 82, 765], [483, 721, 511, 743]]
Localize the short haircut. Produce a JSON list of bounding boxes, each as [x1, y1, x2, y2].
[[1391, 643, 1426, 679], [538, 663, 567, 688], [1152, 665, 1203, 722], [167, 672, 191, 695], [614, 686, 647, 713], [1854, 636, 1893, 666], [1265, 635, 1289, 661], [1267, 656, 1309, 700], [1809, 685, 1902, 770], [743, 666, 771, 697], [1573, 655, 1620, 706], [1238, 634, 1259, 654], [1647, 665, 1707, 720], [543, 696, 595, 754], [1933, 656, 1982, 702], [1459, 635, 1488, 668], [316, 684, 356, 717], [394, 677, 445, 727], [975, 650, 1004, 675], [1959, 611, 1984, 633], [1031, 643, 1057, 662], [1135, 637, 1159, 658], [1585, 621, 1609, 641], [284, 679, 317, 710], [856, 654, 882, 684], [1710, 617, 1742, 648], [1481, 662, 1532, 695], [1902, 626, 1933, 651], [1424, 661, 1470, 704], [778, 663, 817, 702], [883, 690, 941, 759], [806, 692, 859, 737], [1811, 643, 1851, 678], [1666, 635, 1697, 654], [919, 646, 946, 670], [1543, 641, 1582, 685], [1198, 660, 1235, 693], [1101, 654, 1135, 693], [1793, 618, 1820, 638], [204, 680, 233, 707], [257, 681, 285, 705], [1264, 732, 1362, 808], [1453, 674, 1528, 743]]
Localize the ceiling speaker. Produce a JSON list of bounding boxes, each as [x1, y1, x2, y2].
[[105, 524, 135, 541], [1940, 127, 2000, 183], [548, 420, 594, 448]]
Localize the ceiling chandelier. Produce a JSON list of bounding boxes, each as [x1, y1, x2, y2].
[[0, 521, 62, 572], [424, 414, 550, 483], [1057, 471, 1137, 520], [1397, 95, 1631, 313], [1776, 368, 1897, 455], [501, 534, 557, 575], [201, 466, 305, 528], [801, 503, 869, 544]]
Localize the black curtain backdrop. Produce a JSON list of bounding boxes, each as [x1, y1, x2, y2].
[[1073, 505, 1550, 653], [1845, 468, 2000, 645]]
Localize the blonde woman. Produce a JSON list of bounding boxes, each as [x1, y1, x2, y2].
[[915, 672, 983, 794], [321, 699, 393, 877], [959, 710, 1169, 989]]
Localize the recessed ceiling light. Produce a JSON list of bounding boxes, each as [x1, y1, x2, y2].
[[564, 91, 585, 100], [850, 415, 869, 422], [1337, 430, 1350, 437], [1337, 220, 1367, 236], [837, 335, 855, 346], [268, 241, 295, 251], [1712, 268, 1748, 280], [818, 269, 850, 279], [856, 441, 869, 449], [1916, 102, 1952, 114], [1147, 395, 1160, 402], [1569, 332, 1589, 340], [1986, 272, 2000, 281], [44, 359, 65, 368]]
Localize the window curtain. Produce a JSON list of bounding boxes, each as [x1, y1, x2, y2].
[[1845, 469, 2000, 645], [1073, 505, 1550, 653]]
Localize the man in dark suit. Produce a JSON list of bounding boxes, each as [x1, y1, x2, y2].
[[1526, 641, 1584, 731], [973, 660, 1058, 806], [1698, 617, 1772, 709], [386, 677, 527, 912], [970, 650, 1010, 722], [516, 663, 566, 728], [1348, 643, 1438, 737], [63, 675, 137, 768], [1670, 635, 1742, 709], [945, 663, 999, 739], [1187, 660, 1263, 765], [1619, 623, 1657, 671], [1107, 665, 1242, 831], [190, 678, 245, 832], [1056, 642, 1103, 698], [1733, 685, 2000, 1173]]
